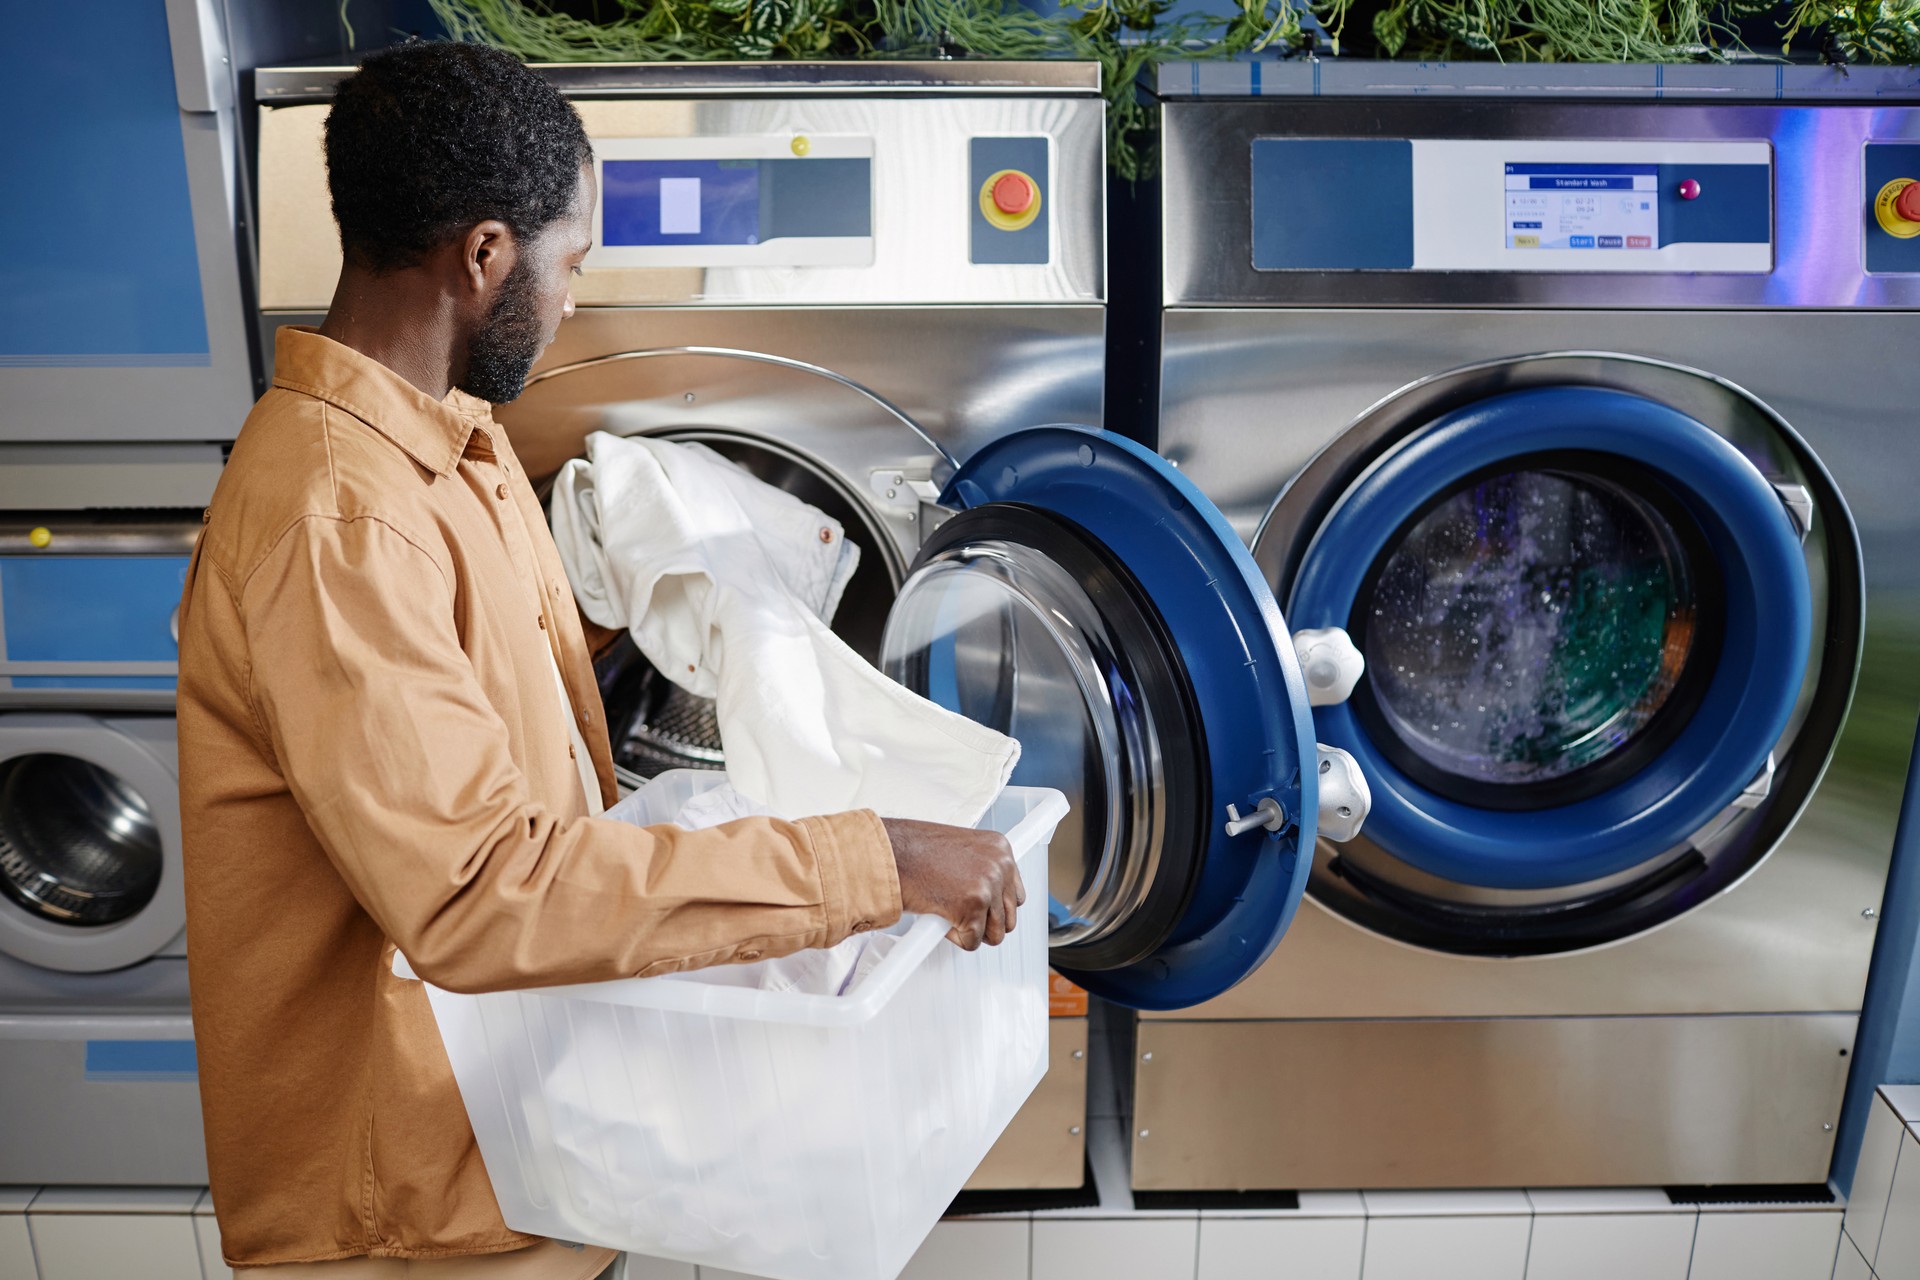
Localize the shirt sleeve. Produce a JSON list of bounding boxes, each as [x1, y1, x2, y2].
[[238, 513, 902, 994]]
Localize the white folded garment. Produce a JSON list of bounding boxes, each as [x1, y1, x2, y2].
[[551, 431, 1019, 827]]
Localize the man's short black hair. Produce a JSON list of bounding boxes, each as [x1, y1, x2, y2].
[[324, 42, 591, 272]]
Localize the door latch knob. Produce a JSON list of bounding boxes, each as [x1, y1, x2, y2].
[[1316, 744, 1371, 843], [1293, 627, 1366, 706]]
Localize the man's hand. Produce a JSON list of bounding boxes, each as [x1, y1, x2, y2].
[[882, 818, 1026, 951]]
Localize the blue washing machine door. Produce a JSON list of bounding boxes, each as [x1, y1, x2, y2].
[[879, 426, 1328, 1011], [1288, 386, 1812, 892]]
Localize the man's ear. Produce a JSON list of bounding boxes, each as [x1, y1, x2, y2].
[[460, 219, 517, 303]]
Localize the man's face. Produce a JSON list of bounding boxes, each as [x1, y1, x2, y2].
[[459, 164, 596, 405]]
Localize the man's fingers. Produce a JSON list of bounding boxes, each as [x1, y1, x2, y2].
[[984, 898, 1008, 948]]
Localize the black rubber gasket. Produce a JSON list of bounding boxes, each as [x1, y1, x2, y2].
[[1346, 450, 1726, 814], [904, 503, 1211, 974]]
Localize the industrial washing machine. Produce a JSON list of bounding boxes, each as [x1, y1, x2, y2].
[[253, 58, 1374, 1198], [1131, 59, 1920, 1192], [0, 513, 209, 1185], [0, 0, 263, 1189]]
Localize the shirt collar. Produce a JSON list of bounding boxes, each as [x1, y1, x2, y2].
[[271, 327, 495, 477]]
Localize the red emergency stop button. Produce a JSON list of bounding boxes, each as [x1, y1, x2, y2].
[[1899, 181, 1920, 224], [980, 168, 1042, 232], [992, 172, 1036, 216], [1876, 177, 1920, 240]]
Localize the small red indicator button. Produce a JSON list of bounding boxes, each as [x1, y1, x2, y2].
[[1898, 181, 1920, 224], [992, 172, 1036, 216], [1678, 179, 1702, 201]]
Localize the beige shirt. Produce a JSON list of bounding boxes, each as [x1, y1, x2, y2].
[[178, 327, 901, 1268]]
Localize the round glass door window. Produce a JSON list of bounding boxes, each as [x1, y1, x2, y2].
[[0, 754, 163, 926], [1355, 462, 1718, 809], [881, 506, 1207, 972]]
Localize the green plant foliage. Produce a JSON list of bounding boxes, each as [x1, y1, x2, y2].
[[431, 0, 1317, 177], [430, 0, 1919, 177]]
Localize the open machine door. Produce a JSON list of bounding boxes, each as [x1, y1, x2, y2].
[[881, 426, 1370, 1011]]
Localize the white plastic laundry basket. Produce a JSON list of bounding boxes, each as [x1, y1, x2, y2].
[[410, 780, 1066, 1280]]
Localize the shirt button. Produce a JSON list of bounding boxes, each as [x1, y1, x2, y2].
[[852, 920, 873, 934], [579, 708, 590, 724], [739, 949, 764, 961], [537, 614, 547, 630], [495, 483, 509, 500]]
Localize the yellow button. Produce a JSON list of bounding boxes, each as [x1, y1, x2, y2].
[[1512, 235, 1540, 249], [790, 135, 811, 158], [1875, 178, 1920, 240], [27, 527, 53, 549]]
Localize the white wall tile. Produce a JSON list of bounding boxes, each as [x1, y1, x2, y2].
[[1197, 1216, 1363, 1280], [1360, 1214, 1530, 1280], [28, 1211, 204, 1280], [901, 1220, 1031, 1280], [625, 1254, 697, 1280], [0, 1214, 34, 1280], [1851, 1094, 1908, 1268], [1033, 1217, 1199, 1280], [1524, 1212, 1695, 1280], [1881, 1132, 1920, 1280], [1881, 1086, 1920, 1131], [193, 1213, 232, 1280], [1689, 1210, 1842, 1280], [1362, 1190, 1531, 1217], [1834, 1235, 1874, 1280]]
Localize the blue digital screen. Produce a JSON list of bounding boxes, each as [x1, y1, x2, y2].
[[602, 160, 762, 247]]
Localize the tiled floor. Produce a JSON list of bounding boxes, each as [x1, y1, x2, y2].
[[0, 1184, 1855, 1280]]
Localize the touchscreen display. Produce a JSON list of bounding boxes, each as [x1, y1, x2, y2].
[[1505, 163, 1658, 251], [602, 160, 762, 247]]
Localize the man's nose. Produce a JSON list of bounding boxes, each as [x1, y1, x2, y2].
[[562, 292, 576, 321]]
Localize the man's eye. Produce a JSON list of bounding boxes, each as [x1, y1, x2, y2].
[[570, 264, 584, 277]]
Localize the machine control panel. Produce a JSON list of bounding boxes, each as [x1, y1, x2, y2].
[[588, 135, 875, 270], [1252, 138, 1772, 273], [970, 136, 1050, 265], [1867, 144, 1920, 274]]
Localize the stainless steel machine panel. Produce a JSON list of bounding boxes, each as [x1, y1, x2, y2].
[[1132, 1014, 1857, 1190], [257, 67, 1104, 312], [1161, 98, 1920, 310]]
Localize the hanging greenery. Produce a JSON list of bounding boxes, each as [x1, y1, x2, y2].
[[430, 0, 1316, 177], [429, 0, 1919, 179]]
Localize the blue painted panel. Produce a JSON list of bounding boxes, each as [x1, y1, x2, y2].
[[1252, 140, 1414, 270], [0, 0, 209, 363], [1657, 164, 1772, 246], [1836, 713, 1920, 1192], [84, 1039, 197, 1082], [1866, 145, 1920, 275], [970, 137, 1050, 266], [1, 557, 187, 662]]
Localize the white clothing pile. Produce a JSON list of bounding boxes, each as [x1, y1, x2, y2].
[[550, 431, 1018, 828]]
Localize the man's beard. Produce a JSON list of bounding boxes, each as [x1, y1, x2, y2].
[[458, 258, 545, 404]]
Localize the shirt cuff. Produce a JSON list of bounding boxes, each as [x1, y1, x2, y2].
[[798, 809, 902, 945]]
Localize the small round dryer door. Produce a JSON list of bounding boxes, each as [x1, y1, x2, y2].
[[881, 427, 1334, 1011], [0, 715, 185, 973], [1271, 380, 1837, 953]]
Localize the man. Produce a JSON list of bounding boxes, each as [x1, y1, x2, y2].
[[177, 41, 1024, 1276]]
